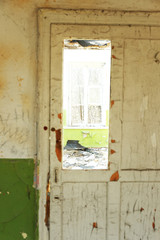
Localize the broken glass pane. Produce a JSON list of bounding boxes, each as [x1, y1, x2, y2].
[[63, 39, 111, 169]]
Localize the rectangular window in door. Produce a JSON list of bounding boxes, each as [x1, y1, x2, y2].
[[62, 39, 111, 170]]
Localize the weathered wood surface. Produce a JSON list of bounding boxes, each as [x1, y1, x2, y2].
[[122, 39, 160, 170], [62, 183, 107, 240], [38, 12, 51, 240], [121, 183, 160, 239], [108, 182, 120, 240]]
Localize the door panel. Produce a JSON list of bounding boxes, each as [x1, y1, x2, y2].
[[120, 183, 160, 239], [50, 22, 160, 240], [50, 24, 116, 240], [122, 39, 160, 169], [63, 183, 107, 240]]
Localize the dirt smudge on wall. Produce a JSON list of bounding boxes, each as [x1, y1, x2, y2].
[[21, 93, 31, 110], [11, 0, 32, 7], [0, 77, 7, 96], [17, 77, 24, 87], [0, 43, 24, 65]]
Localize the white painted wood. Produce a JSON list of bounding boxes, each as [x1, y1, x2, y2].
[[49, 21, 125, 239], [40, 9, 160, 27], [50, 23, 112, 240], [109, 40, 123, 171], [120, 170, 160, 182], [38, 10, 51, 240], [122, 39, 160, 170], [50, 23, 63, 240], [62, 183, 107, 240], [121, 183, 160, 239], [108, 182, 120, 240]]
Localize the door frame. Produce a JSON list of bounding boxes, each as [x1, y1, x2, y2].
[[38, 9, 160, 240]]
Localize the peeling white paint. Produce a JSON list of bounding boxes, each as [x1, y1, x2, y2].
[[82, 134, 87, 138], [7, 191, 10, 195], [82, 131, 90, 138], [21, 232, 28, 239], [151, 133, 157, 148], [140, 96, 148, 119]]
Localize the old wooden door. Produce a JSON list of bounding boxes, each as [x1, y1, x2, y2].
[[38, 9, 160, 240], [50, 24, 113, 240]]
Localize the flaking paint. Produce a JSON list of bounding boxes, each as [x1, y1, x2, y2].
[[110, 171, 119, 181], [55, 129, 62, 162]]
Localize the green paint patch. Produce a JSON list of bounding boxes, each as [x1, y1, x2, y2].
[[0, 159, 38, 240], [63, 128, 109, 148]]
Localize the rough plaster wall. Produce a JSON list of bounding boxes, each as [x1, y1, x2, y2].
[[0, 2, 37, 158]]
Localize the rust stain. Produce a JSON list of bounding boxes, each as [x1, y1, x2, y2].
[[55, 129, 62, 162], [112, 55, 120, 60], [93, 222, 98, 228], [45, 172, 50, 230], [111, 100, 114, 108], [51, 127, 55, 132], [112, 46, 115, 49], [111, 149, 116, 154], [44, 126, 48, 131], [58, 113, 62, 124], [58, 113, 62, 120], [111, 139, 116, 143], [152, 222, 155, 231], [140, 207, 144, 212], [110, 171, 119, 181]]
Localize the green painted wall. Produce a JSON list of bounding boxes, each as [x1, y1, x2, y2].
[[63, 128, 109, 147], [63, 109, 109, 148], [0, 159, 38, 240]]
